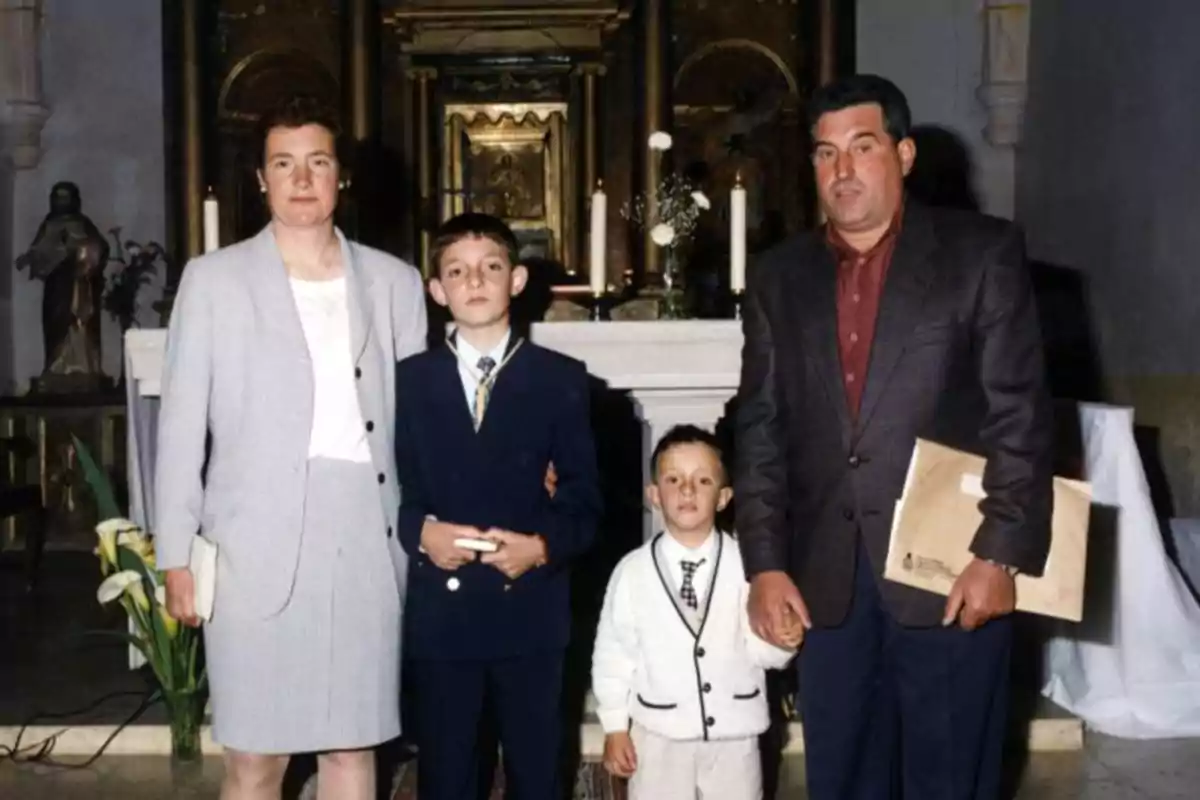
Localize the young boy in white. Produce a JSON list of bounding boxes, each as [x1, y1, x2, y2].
[[592, 425, 804, 799]]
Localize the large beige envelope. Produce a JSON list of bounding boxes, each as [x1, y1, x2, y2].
[[883, 439, 1091, 622]]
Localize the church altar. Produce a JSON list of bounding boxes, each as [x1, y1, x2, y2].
[[126, 320, 744, 540]]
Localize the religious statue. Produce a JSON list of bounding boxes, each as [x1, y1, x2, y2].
[[15, 181, 110, 393]]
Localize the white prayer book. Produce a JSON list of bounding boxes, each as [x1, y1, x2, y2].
[[189, 535, 218, 622]]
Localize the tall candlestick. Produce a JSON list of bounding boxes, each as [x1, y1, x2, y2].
[[730, 172, 747, 293], [589, 180, 607, 296], [202, 188, 219, 254]]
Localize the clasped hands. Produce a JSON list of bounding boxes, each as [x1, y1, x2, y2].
[[419, 519, 546, 580], [747, 557, 1016, 645]]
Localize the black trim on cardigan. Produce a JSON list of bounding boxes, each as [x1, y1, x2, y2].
[[636, 694, 678, 710]]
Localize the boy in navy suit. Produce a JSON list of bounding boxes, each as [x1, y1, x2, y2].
[[394, 212, 602, 800]]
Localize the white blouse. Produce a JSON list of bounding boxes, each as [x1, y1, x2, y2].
[[289, 276, 371, 463]]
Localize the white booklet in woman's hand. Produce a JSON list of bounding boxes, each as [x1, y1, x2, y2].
[[189, 536, 217, 622]]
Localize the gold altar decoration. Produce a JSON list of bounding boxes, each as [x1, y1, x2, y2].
[[442, 103, 574, 273]]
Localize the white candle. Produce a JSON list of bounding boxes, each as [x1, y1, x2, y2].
[[730, 174, 747, 293], [589, 181, 607, 295], [203, 190, 219, 254]]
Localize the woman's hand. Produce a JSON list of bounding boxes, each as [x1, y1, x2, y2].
[[164, 568, 202, 628]]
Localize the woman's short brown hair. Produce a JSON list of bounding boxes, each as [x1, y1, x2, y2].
[[253, 95, 346, 169]]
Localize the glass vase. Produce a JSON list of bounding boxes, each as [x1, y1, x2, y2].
[[658, 247, 689, 320], [164, 687, 203, 764]]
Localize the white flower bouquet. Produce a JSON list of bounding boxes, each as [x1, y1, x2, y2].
[[621, 131, 711, 250]]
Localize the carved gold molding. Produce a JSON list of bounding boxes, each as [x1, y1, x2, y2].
[[442, 102, 572, 272], [383, 2, 631, 54]]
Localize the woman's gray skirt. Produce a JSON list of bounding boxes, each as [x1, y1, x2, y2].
[[204, 458, 401, 754]]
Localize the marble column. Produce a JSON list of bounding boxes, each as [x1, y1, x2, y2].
[[0, 0, 51, 171], [978, 0, 1031, 148], [1, 0, 48, 391]]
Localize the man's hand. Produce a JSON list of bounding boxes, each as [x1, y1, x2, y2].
[[602, 731, 638, 779], [480, 529, 547, 580], [545, 461, 558, 498], [164, 568, 201, 628], [943, 558, 1016, 630], [748, 571, 812, 648], [420, 519, 485, 571]]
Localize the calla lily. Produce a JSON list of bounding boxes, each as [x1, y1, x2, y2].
[[650, 223, 676, 247], [97, 570, 141, 605], [96, 518, 139, 537], [691, 191, 711, 210], [126, 578, 151, 613], [96, 518, 137, 570], [96, 531, 118, 571], [648, 131, 673, 151], [155, 585, 179, 638], [118, 528, 156, 568]]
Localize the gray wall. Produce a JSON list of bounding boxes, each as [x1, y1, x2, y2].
[[857, 0, 1016, 219], [7, 0, 165, 394], [1018, 0, 1200, 512], [1019, 0, 1200, 377]]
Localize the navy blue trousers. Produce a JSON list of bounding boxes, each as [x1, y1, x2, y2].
[[796, 541, 1012, 800], [412, 651, 563, 800]]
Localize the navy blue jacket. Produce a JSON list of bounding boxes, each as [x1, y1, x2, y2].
[[394, 339, 602, 660]]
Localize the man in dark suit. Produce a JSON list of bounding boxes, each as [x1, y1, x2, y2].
[[395, 213, 602, 800], [734, 75, 1054, 799]]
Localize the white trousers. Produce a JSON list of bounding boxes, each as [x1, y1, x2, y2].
[[627, 723, 762, 800]]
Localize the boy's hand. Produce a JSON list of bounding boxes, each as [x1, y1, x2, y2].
[[480, 529, 547, 580], [778, 607, 807, 649], [602, 731, 637, 778], [420, 519, 484, 571]]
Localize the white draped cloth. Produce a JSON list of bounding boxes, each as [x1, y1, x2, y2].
[[1043, 404, 1200, 738]]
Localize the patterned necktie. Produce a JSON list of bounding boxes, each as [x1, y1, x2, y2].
[[472, 356, 497, 431], [679, 558, 706, 610]]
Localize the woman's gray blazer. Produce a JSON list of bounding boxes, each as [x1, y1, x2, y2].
[[153, 226, 427, 617]]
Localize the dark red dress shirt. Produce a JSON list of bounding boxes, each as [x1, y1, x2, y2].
[[826, 212, 903, 417]]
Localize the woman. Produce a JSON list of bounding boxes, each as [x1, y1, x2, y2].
[[156, 96, 427, 799]]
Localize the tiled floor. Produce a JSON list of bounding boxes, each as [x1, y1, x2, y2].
[[2, 734, 1200, 798], [5, 555, 1200, 798]]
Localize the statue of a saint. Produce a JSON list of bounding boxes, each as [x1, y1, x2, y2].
[[15, 182, 110, 393]]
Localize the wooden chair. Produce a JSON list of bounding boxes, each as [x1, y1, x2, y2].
[[0, 435, 46, 590]]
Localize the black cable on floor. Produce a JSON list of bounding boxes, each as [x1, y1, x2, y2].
[[0, 688, 158, 769]]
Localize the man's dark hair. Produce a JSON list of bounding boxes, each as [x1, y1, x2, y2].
[[430, 212, 521, 277], [254, 95, 345, 169], [650, 424, 727, 483], [807, 74, 912, 144]]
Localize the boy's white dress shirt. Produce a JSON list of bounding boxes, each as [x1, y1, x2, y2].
[[451, 327, 511, 410]]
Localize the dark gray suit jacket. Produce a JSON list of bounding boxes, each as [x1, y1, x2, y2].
[[734, 202, 1054, 627]]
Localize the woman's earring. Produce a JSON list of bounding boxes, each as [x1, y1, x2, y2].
[[259, 185, 266, 195], [338, 178, 351, 191]]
